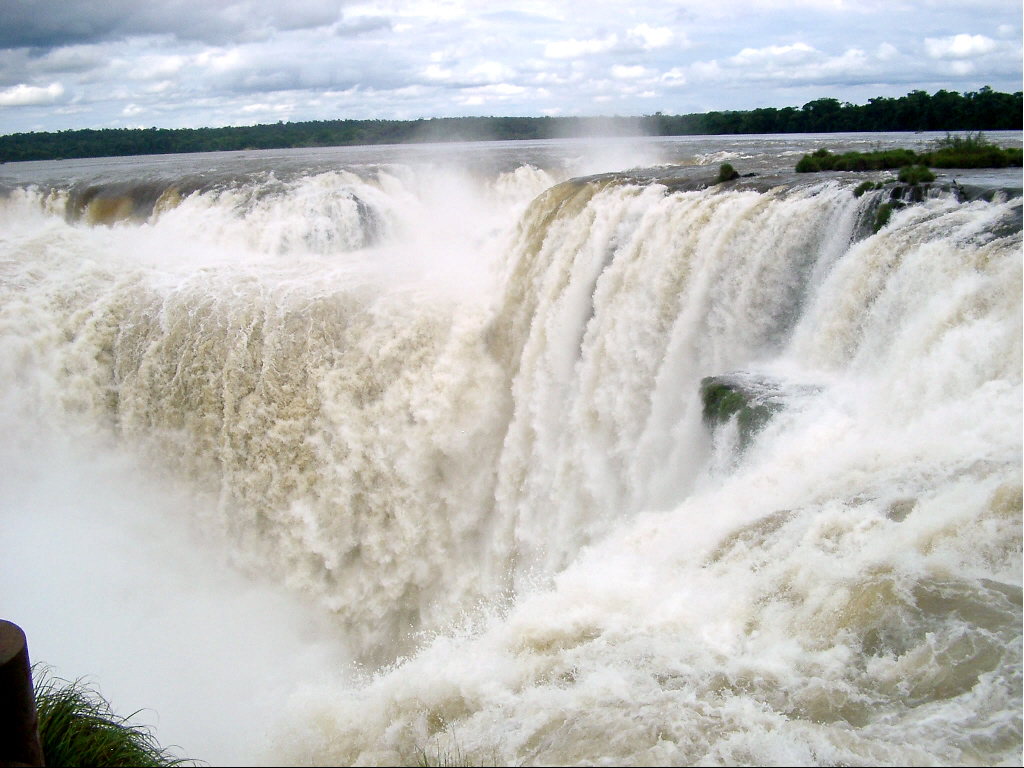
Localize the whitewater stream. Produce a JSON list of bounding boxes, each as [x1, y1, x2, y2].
[[0, 132, 1021, 766]]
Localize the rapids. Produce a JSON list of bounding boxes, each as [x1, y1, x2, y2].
[[0, 134, 1021, 766]]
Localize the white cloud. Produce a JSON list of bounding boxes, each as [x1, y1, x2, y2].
[[458, 82, 527, 104], [689, 60, 723, 79], [478, 83, 525, 96], [611, 65, 652, 80], [129, 55, 187, 80], [661, 68, 686, 87], [544, 35, 617, 59], [421, 64, 453, 80], [401, 0, 467, 22], [876, 42, 898, 60], [139, 80, 175, 95], [629, 24, 673, 50], [677, 37, 923, 90], [241, 102, 294, 113], [924, 34, 997, 59], [730, 43, 817, 66], [0, 82, 65, 106], [467, 61, 517, 83], [195, 48, 248, 75]]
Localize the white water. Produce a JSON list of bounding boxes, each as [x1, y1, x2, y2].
[[0, 135, 1020, 766]]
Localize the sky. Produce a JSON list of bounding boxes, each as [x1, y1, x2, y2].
[[0, 0, 1021, 134]]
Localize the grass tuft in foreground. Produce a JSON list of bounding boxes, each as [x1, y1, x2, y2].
[[33, 666, 199, 767]]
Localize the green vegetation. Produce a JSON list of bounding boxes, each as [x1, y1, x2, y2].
[[898, 165, 936, 184], [853, 180, 883, 197], [927, 130, 1024, 168], [717, 163, 740, 182], [796, 147, 918, 172], [33, 667, 198, 767], [874, 203, 895, 232], [796, 132, 1023, 174], [700, 376, 780, 450], [0, 87, 1020, 163]]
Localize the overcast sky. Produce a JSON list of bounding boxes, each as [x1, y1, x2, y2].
[[0, 0, 1021, 134]]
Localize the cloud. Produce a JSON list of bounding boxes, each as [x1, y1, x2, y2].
[[628, 24, 674, 50], [421, 64, 453, 81], [674, 38, 931, 92], [0, 0, 1021, 133], [195, 49, 250, 76], [876, 42, 898, 61], [457, 81, 527, 106], [241, 101, 294, 114], [0, 82, 65, 106], [544, 35, 618, 59], [335, 16, 393, 36], [924, 34, 998, 59], [467, 61, 517, 84], [661, 68, 686, 87], [611, 65, 653, 80], [129, 55, 188, 80], [0, 1, 126, 49], [730, 43, 817, 66], [0, 0, 348, 49]]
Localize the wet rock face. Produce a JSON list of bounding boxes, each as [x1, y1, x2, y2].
[[700, 374, 783, 448]]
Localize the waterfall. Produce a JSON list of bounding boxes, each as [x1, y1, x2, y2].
[[1, 143, 1019, 766]]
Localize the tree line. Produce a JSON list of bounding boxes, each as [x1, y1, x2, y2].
[[1, 87, 1020, 163]]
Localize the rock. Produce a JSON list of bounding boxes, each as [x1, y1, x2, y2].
[[700, 372, 818, 451]]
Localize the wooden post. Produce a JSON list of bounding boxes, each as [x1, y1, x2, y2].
[[0, 621, 44, 767]]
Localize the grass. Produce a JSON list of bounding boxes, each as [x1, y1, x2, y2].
[[927, 131, 1023, 168], [898, 165, 936, 184], [796, 133, 1022, 173], [853, 180, 882, 197], [874, 203, 894, 232], [934, 130, 990, 151], [411, 725, 502, 767], [33, 666, 199, 767], [796, 147, 918, 172], [717, 162, 740, 182]]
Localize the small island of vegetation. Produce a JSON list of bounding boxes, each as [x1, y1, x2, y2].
[[795, 132, 1023, 173]]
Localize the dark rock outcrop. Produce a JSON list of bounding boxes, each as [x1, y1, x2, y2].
[[700, 372, 819, 451]]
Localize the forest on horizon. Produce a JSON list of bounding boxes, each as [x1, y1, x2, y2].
[[0, 86, 1020, 163]]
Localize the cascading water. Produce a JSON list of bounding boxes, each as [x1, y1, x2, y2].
[[0, 136, 1020, 766]]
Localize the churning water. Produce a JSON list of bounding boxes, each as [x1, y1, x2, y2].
[[0, 133, 1021, 766]]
